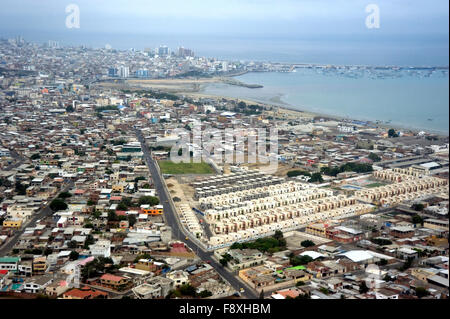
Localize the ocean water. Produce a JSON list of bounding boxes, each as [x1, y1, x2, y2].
[[201, 69, 449, 134]]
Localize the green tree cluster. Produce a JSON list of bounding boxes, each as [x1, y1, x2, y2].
[[321, 162, 373, 176]]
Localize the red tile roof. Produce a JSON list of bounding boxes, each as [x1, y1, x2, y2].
[[277, 290, 300, 299], [64, 286, 108, 299], [100, 274, 124, 282]]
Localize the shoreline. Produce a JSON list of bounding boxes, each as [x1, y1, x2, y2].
[[187, 89, 449, 138], [197, 74, 449, 137], [102, 75, 449, 137]]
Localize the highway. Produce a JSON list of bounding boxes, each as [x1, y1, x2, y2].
[[135, 129, 258, 299]]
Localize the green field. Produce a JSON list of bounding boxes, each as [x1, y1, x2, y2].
[[158, 160, 215, 175], [366, 182, 386, 188]]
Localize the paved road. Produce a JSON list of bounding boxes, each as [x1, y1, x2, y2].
[[0, 181, 74, 257], [135, 129, 258, 299]]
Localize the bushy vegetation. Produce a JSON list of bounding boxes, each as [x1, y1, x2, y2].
[[301, 240, 315, 248], [138, 196, 160, 206], [290, 255, 313, 266], [321, 162, 373, 177], [81, 257, 116, 280], [287, 170, 323, 183], [368, 153, 381, 162], [50, 198, 68, 211], [230, 230, 286, 253], [412, 214, 424, 225], [371, 238, 392, 246]]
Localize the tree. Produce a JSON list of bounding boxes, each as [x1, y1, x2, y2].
[[319, 287, 330, 295], [359, 281, 369, 294], [301, 240, 315, 248], [287, 170, 311, 178], [219, 258, 228, 267], [273, 230, 284, 241], [116, 202, 128, 211], [67, 240, 77, 249], [412, 204, 424, 212], [50, 198, 68, 211], [400, 257, 414, 271], [388, 129, 398, 138], [259, 289, 265, 299], [92, 211, 102, 219], [412, 214, 424, 225], [107, 211, 118, 222], [83, 235, 95, 249], [69, 251, 79, 260], [290, 255, 313, 266], [15, 181, 27, 195], [415, 287, 429, 298], [309, 172, 324, 183], [138, 196, 160, 206], [371, 238, 392, 246], [179, 284, 197, 297], [58, 191, 72, 199], [30, 153, 41, 160], [198, 290, 213, 298], [128, 214, 137, 227], [383, 274, 394, 282], [368, 153, 381, 162], [378, 259, 388, 266]]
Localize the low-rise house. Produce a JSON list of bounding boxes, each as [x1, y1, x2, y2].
[[227, 249, 267, 270], [0, 256, 21, 272], [61, 286, 108, 299], [23, 275, 53, 293], [99, 273, 132, 291], [166, 270, 189, 288]]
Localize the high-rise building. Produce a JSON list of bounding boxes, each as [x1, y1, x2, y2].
[[178, 47, 194, 58], [158, 45, 169, 57], [136, 69, 149, 78], [118, 66, 130, 78], [48, 40, 60, 48], [222, 62, 228, 72], [108, 68, 118, 77]]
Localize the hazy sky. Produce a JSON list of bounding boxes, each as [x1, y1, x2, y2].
[[1, 0, 448, 36], [0, 0, 448, 65]]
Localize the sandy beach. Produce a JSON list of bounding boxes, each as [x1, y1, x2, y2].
[[95, 76, 447, 137]]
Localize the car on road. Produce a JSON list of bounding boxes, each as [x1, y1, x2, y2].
[[206, 260, 211, 264], [239, 288, 245, 293], [185, 236, 189, 240]]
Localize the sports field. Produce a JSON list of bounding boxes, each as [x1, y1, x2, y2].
[[158, 160, 215, 174]]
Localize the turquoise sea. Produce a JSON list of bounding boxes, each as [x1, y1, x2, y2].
[[201, 69, 449, 134]]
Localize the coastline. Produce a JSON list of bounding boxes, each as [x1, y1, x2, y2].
[[187, 89, 449, 138], [196, 74, 449, 137], [98, 74, 448, 137]]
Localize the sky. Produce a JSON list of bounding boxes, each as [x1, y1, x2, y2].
[[0, 0, 448, 65], [0, 0, 448, 35]]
